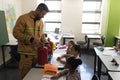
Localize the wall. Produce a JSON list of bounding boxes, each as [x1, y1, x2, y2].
[[0, 0, 21, 65], [105, 0, 120, 46], [61, 0, 83, 42], [21, 0, 37, 14], [101, 0, 108, 35], [0, 0, 21, 20], [14, 0, 22, 19]]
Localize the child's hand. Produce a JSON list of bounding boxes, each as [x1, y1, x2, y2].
[[57, 57, 61, 61], [50, 76, 58, 80]]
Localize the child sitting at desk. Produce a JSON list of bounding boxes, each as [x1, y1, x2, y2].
[[57, 44, 81, 65], [51, 56, 82, 80]]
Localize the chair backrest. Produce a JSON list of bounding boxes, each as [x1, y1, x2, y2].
[[92, 74, 99, 80], [101, 35, 105, 45]]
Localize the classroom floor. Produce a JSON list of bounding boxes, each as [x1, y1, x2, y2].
[[0, 49, 108, 80]]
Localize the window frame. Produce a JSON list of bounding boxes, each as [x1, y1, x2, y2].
[[43, 0, 62, 33], [82, 0, 102, 34]]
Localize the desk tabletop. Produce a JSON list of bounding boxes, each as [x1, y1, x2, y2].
[[62, 33, 75, 38], [47, 33, 62, 44], [4, 41, 18, 46], [115, 36, 120, 39], [87, 34, 101, 39], [23, 68, 42, 80], [94, 47, 120, 72], [23, 68, 66, 80], [51, 48, 66, 68], [99, 55, 120, 71], [108, 72, 120, 80], [4, 33, 18, 46], [2, 40, 18, 46]]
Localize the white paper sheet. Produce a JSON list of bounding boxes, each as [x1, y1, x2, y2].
[[102, 47, 118, 56]]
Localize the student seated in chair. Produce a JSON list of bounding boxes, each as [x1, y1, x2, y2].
[[51, 56, 82, 80]]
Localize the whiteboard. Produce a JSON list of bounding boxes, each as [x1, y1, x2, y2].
[[0, 10, 9, 46]]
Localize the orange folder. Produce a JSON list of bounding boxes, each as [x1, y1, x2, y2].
[[42, 64, 58, 75]]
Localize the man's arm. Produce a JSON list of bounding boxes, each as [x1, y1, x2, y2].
[[13, 16, 34, 44]]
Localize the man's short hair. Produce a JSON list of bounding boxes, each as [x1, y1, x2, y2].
[[36, 3, 49, 12]]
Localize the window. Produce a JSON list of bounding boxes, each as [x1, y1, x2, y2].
[[82, 0, 102, 34], [38, 0, 62, 33]]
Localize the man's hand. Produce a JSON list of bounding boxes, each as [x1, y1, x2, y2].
[[32, 38, 39, 45], [50, 75, 58, 80], [32, 38, 44, 48], [56, 57, 61, 61]]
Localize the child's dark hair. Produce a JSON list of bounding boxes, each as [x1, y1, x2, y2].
[[69, 40, 75, 45], [72, 44, 81, 53], [67, 56, 82, 70], [36, 3, 49, 12]]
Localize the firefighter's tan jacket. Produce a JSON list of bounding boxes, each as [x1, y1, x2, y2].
[[13, 11, 47, 55]]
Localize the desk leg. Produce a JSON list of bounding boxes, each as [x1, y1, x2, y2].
[[63, 38, 65, 45], [1, 46, 6, 68], [97, 56, 102, 79], [87, 39, 90, 50], [94, 51, 97, 74], [108, 73, 112, 80]]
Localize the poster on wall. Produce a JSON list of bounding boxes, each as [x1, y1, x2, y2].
[[0, 0, 3, 9], [3, 0, 16, 33]]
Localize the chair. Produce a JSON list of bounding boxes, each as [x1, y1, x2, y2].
[[93, 35, 105, 46], [77, 35, 88, 48], [9, 45, 20, 62], [91, 74, 99, 80]]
